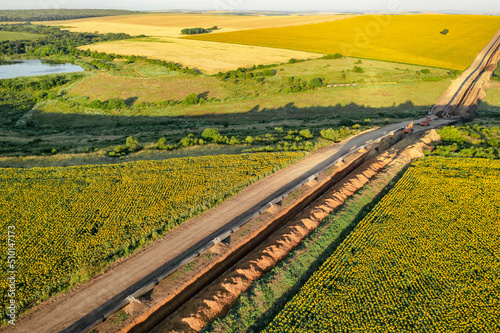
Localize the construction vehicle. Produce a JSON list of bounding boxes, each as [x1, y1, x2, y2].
[[420, 116, 431, 126], [403, 121, 414, 134]]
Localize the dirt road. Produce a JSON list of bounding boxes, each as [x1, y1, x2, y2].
[[8, 117, 447, 333]]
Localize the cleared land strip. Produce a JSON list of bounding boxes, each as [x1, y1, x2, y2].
[[9, 119, 431, 333], [433, 28, 500, 117]]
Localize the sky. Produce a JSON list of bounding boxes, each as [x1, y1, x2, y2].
[[2, 0, 500, 13]]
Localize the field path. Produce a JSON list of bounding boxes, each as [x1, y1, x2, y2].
[[9, 118, 448, 333]]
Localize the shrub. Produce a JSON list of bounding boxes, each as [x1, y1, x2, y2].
[[440, 29, 449, 35], [183, 93, 199, 106], [449, 69, 461, 78], [180, 135, 197, 147], [322, 53, 342, 59], [89, 99, 104, 109], [106, 98, 127, 110], [437, 126, 467, 143], [126, 136, 141, 151], [202, 128, 222, 142], [181, 27, 208, 35], [262, 69, 276, 76], [299, 129, 314, 139], [155, 137, 173, 150], [320, 128, 340, 142], [421, 69, 431, 74], [308, 77, 323, 89], [354, 66, 364, 73]]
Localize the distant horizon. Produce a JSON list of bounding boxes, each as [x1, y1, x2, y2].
[[1, 0, 500, 15], [1, 8, 500, 16]]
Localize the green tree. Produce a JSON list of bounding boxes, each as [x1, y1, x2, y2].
[[106, 98, 127, 110], [322, 53, 342, 59], [299, 129, 314, 139], [125, 136, 141, 151], [202, 128, 222, 142], [183, 93, 199, 105], [354, 66, 364, 73], [308, 77, 323, 89], [89, 99, 103, 109]]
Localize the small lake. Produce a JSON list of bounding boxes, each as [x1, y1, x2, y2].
[[0, 59, 84, 80]]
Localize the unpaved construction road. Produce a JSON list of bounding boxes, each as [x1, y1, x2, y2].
[[9, 118, 448, 333], [433, 28, 500, 117]]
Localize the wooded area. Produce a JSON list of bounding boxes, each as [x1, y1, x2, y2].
[[0, 9, 139, 22]]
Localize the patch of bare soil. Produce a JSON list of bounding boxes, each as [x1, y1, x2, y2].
[[147, 130, 440, 333]]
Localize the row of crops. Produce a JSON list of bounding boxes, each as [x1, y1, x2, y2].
[[0, 152, 304, 319], [263, 156, 500, 332]]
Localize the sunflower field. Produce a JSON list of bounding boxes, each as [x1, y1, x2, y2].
[[0, 152, 303, 319], [189, 14, 500, 70], [264, 156, 500, 332]]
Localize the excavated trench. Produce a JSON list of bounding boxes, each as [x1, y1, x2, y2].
[[114, 129, 441, 333]]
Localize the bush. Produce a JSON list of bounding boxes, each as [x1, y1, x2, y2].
[[440, 29, 449, 35], [320, 128, 340, 142], [181, 27, 208, 35], [449, 69, 461, 78], [89, 99, 104, 109], [322, 53, 342, 59], [183, 93, 199, 106], [180, 135, 197, 147], [421, 69, 431, 74], [308, 77, 323, 89], [106, 98, 127, 110], [126, 136, 141, 151], [488, 137, 499, 147], [261, 69, 276, 76], [202, 128, 222, 142], [299, 129, 314, 139], [155, 137, 174, 150], [437, 126, 467, 143], [354, 66, 364, 73]]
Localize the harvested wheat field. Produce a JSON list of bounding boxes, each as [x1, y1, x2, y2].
[[80, 37, 321, 74], [37, 13, 355, 73], [190, 14, 500, 70], [40, 13, 356, 37]]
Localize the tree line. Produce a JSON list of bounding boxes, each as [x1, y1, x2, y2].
[[0, 23, 131, 56], [0, 9, 140, 22], [0, 24, 201, 76]]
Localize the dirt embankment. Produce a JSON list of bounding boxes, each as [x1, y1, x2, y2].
[[123, 130, 440, 333], [434, 28, 500, 119]]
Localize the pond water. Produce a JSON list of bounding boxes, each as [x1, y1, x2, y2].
[[0, 59, 84, 80]]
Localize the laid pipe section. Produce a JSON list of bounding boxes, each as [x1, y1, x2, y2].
[[77, 127, 404, 333]]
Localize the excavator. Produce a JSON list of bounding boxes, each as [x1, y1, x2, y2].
[[403, 121, 414, 134], [420, 116, 431, 126]]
